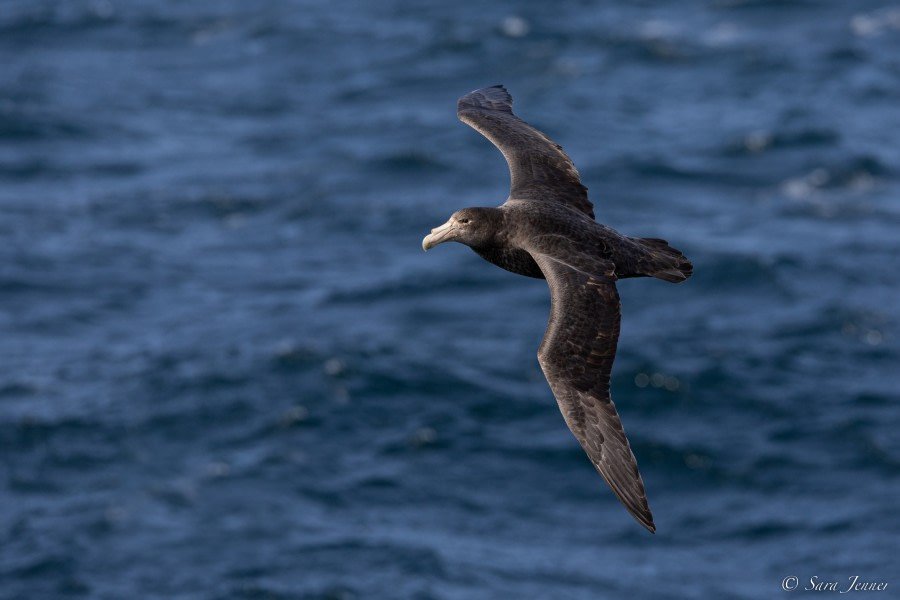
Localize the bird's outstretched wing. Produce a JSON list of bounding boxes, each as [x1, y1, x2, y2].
[[529, 251, 655, 533], [457, 85, 594, 219]]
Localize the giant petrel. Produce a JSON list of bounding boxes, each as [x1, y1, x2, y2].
[[422, 85, 692, 533]]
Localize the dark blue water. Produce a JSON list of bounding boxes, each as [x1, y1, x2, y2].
[[2, 1, 899, 598]]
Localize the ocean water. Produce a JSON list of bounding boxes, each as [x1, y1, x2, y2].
[[2, 0, 899, 598]]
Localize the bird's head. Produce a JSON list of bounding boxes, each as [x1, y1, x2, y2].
[[422, 207, 502, 251]]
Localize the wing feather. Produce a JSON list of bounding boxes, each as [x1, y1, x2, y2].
[[531, 252, 655, 533], [457, 85, 594, 219]]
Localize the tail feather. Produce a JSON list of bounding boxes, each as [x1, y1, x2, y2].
[[628, 237, 693, 283]]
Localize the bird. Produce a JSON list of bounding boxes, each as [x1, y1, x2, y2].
[[422, 85, 692, 533]]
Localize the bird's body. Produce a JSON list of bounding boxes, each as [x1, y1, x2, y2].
[[422, 85, 692, 533], [467, 200, 688, 282]]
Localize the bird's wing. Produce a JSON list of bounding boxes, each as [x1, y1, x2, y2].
[[457, 85, 594, 219], [529, 250, 655, 533]]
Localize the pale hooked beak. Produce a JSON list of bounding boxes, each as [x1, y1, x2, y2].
[[422, 218, 457, 251]]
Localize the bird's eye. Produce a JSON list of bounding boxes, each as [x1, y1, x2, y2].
[[459, 218, 470, 224]]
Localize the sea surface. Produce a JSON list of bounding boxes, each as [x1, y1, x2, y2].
[[2, 1, 899, 598]]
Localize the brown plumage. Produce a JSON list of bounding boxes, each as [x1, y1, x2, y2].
[[422, 85, 692, 533]]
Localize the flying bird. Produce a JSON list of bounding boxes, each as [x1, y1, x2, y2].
[[422, 85, 692, 533]]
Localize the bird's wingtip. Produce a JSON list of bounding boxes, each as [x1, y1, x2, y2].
[[633, 509, 656, 534]]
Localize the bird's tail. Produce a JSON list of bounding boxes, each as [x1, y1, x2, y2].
[[625, 237, 693, 283]]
